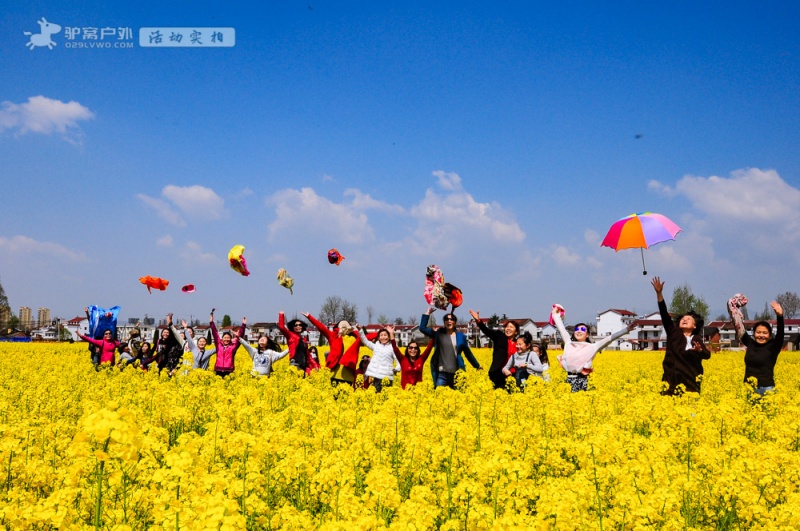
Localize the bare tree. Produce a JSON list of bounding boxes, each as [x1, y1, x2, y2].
[[377, 314, 389, 325], [775, 291, 800, 318], [319, 296, 358, 324], [394, 317, 404, 326], [366, 305, 375, 324], [407, 314, 419, 326]]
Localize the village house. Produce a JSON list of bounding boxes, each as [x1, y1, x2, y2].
[[595, 309, 638, 351]]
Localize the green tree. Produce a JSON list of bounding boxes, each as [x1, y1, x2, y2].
[[58, 326, 73, 341], [377, 314, 389, 325], [222, 314, 232, 327], [394, 317, 404, 326], [0, 276, 9, 331], [0, 276, 9, 309], [669, 283, 709, 321], [775, 291, 800, 318]]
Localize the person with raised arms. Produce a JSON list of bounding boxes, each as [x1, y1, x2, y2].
[[210, 310, 245, 377], [303, 312, 354, 385], [469, 309, 518, 389], [357, 324, 401, 392], [181, 319, 216, 371], [420, 307, 482, 389], [237, 332, 289, 376], [393, 339, 433, 389], [729, 297, 784, 396], [651, 277, 711, 395], [278, 312, 319, 375], [551, 304, 634, 392], [76, 328, 119, 367]]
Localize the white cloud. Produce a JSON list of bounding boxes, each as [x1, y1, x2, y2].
[[0, 235, 87, 262], [136, 194, 186, 227], [344, 189, 405, 214], [263, 172, 526, 262], [584, 229, 601, 246], [137, 185, 225, 226], [156, 235, 173, 247], [0, 96, 94, 142], [266, 187, 375, 244], [653, 169, 800, 260], [647, 180, 676, 197], [180, 241, 218, 264], [162, 185, 224, 220], [408, 171, 525, 255], [432, 170, 463, 192], [674, 168, 800, 224], [235, 187, 255, 198], [551, 245, 580, 266]]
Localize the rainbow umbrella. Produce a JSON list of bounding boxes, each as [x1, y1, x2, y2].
[[600, 212, 682, 275]]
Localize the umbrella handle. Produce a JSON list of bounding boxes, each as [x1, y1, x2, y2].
[[641, 248, 647, 275]]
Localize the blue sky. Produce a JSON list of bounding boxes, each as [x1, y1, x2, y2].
[[2, 1, 800, 326]]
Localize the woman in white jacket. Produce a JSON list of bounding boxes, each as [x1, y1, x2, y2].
[[551, 304, 634, 392], [237, 333, 289, 376], [358, 324, 401, 392]]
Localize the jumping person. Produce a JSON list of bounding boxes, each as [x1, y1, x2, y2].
[[210, 310, 246, 377], [551, 304, 634, 392], [357, 324, 401, 392], [181, 320, 216, 370], [469, 309, 518, 389], [303, 313, 355, 384], [77, 328, 119, 366], [394, 340, 433, 389], [651, 277, 711, 395], [278, 312, 315, 375], [237, 332, 289, 376], [420, 307, 482, 389], [729, 298, 784, 396], [502, 331, 549, 388]]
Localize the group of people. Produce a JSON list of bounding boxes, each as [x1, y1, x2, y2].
[[77, 276, 787, 396]]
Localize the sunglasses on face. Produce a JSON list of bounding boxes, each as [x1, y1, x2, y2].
[[443, 317, 456, 322], [408, 346, 419, 350], [574, 326, 588, 333]]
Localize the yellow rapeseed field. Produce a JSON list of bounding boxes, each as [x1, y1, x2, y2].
[[1, 343, 799, 530]]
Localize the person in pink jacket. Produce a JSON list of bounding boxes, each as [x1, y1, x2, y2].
[[209, 309, 246, 377], [551, 304, 634, 392], [77, 329, 119, 366]]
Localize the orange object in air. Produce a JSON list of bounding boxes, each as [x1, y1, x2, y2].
[[139, 276, 170, 293]]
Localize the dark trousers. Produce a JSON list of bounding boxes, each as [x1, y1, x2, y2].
[[489, 370, 507, 389]]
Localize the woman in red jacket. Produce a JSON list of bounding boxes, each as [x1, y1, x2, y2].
[[278, 312, 320, 375], [394, 340, 433, 388]]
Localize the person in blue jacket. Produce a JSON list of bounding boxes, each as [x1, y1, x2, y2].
[[419, 307, 482, 389]]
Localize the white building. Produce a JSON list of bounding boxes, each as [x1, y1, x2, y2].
[[595, 309, 637, 351]]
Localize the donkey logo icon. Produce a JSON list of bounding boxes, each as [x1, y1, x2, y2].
[[24, 17, 62, 50]]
